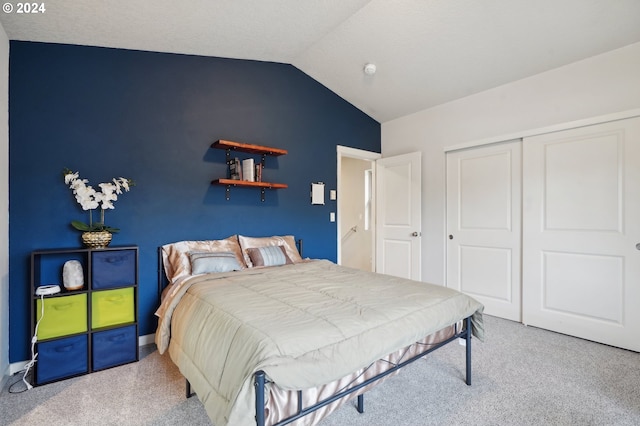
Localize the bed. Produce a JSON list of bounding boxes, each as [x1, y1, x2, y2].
[[155, 235, 484, 426]]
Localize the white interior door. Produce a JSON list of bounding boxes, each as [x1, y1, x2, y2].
[[522, 117, 640, 352], [446, 140, 522, 321], [375, 152, 421, 280]]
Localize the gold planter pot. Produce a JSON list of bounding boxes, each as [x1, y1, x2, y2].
[[81, 231, 112, 249]]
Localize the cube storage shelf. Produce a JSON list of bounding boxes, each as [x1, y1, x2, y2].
[[30, 246, 139, 386]]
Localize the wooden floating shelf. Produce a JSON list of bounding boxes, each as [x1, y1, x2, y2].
[[211, 139, 288, 201], [211, 179, 288, 189], [211, 140, 288, 156]]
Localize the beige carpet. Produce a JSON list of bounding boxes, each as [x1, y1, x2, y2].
[[2, 315, 639, 425]]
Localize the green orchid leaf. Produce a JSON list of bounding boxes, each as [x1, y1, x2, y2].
[[71, 221, 91, 231]]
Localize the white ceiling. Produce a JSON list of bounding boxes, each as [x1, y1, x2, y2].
[[1, 0, 640, 122]]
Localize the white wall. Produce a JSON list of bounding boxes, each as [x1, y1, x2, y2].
[[0, 23, 9, 387], [381, 42, 640, 286]]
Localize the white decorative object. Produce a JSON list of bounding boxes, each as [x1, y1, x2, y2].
[[311, 182, 325, 205], [63, 260, 84, 291], [62, 168, 134, 238]]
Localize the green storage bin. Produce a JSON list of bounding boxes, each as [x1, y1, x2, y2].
[[36, 294, 87, 340], [92, 287, 134, 328]]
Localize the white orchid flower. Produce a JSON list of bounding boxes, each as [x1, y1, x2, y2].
[[76, 185, 96, 200], [99, 182, 115, 193], [70, 179, 86, 191], [112, 178, 128, 193], [64, 169, 133, 232], [80, 199, 99, 211], [118, 178, 130, 192], [64, 171, 79, 185]]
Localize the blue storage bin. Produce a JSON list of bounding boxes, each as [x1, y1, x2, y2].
[[92, 250, 136, 289], [36, 335, 88, 384], [92, 325, 137, 370]]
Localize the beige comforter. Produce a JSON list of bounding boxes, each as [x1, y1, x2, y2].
[[155, 260, 484, 426]]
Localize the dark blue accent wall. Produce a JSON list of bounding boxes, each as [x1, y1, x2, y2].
[[8, 41, 380, 362]]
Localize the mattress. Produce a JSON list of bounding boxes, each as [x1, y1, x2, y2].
[[155, 259, 484, 425]]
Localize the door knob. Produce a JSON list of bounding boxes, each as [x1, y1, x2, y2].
[[636, 243, 640, 250], [449, 235, 453, 240], [411, 231, 421, 237]]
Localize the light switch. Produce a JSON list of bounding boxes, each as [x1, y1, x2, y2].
[[330, 212, 335, 222], [329, 190, 336, 200]]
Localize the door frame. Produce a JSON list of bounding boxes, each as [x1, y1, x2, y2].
[[336, 146, 381, 267]]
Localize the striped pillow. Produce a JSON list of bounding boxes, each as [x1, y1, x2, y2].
[[189, 251, 242, 274], [246, 246, 292, 267]]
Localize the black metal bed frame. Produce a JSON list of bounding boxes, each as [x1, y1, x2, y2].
[[158, 244, 473, 426], [184, 316, 472, 426], [253, 316, 472, 426]]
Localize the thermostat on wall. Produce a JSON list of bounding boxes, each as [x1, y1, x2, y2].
[[35, 285, 61, 296]]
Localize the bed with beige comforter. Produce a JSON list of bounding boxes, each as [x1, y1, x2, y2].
[[156, 259, 484, 426]]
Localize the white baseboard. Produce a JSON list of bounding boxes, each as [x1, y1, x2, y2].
[[9, 360, 28, 376], [8, 333, 156, 377], [139, 333, 155, 346]]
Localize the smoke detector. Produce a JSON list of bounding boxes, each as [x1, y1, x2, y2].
[[363, 63, 377, 76]]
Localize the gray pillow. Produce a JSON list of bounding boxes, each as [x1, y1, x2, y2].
[[189, 251, 242, 274], [246, 245, 292, 267]]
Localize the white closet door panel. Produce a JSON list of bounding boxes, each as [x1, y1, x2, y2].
[[543, 133, 621, 231], [543, 251, 623, 323], [459, 246, 512, 301], [446, 140, 522, 321], [460, 153, 513, 230], [523, 117, 640, 352]]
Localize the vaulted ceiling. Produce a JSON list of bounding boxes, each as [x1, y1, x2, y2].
[[1, 0, 639, 122]]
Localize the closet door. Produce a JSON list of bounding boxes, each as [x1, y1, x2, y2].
[[522, 117, 640, 352], [446, 140, 522, 321]]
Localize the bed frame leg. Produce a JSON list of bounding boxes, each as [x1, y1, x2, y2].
[[186, 379, 195, 398], [255, 371, 266, 426], [465, 316, 472, 386], [357, 394, 364, 413]]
